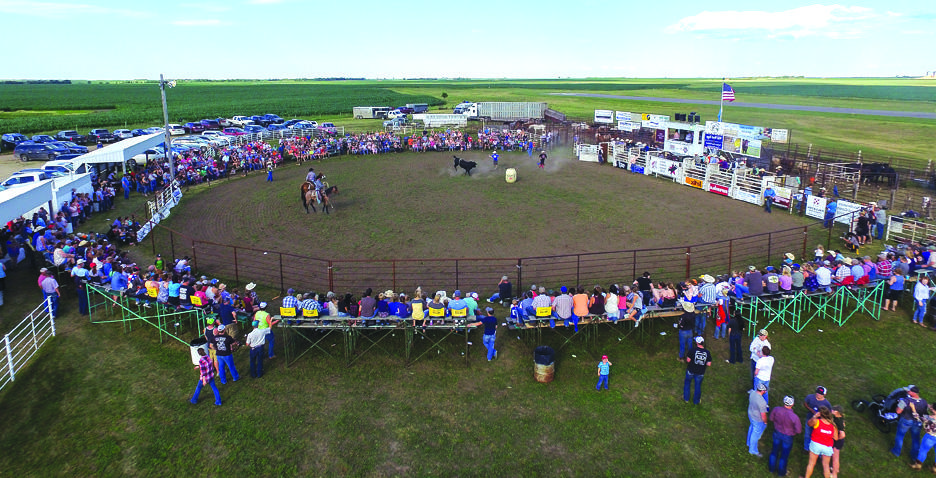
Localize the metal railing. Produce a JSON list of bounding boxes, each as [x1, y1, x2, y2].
[[0, 297, 56, 392], [148, 217, 841, 298]]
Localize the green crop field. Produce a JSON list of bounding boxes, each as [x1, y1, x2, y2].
[[1, 78, 934, 165]]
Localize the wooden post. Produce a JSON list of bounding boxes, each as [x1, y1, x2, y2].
[[233, 247, 239, 287], [685, 247, 691, 278], [279, 253, 285, 295]]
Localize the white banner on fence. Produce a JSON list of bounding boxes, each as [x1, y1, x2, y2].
[[617, 121, 641, 132], [594, 110, 614, 124], [770, 129, 789, 143], [805, 195, 827, 219], [615, 111, 633, 122], [647, 156, 680, 178], [835, 200, 863, 225], [733, 189, 760, 205]]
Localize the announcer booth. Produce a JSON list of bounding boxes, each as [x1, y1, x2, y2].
[[662, 121, 706, 157], [75, 133, 165, 174]]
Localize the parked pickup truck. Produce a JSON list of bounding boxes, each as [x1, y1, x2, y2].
[[87, 128, 117, 143], [229, 116, 252, 128]]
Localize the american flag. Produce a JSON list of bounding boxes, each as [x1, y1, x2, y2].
[[722, 83, 735, 102]]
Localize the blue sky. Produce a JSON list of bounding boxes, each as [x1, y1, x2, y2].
[[1, 0, 933, 79]]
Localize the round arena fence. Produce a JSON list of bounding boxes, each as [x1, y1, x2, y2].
[[144, 217, 845, 298]]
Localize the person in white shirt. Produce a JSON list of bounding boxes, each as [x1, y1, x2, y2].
[[245, 320, 267, 378], [755, 346, 775, 405], [913, 276, 933, 326], [749, 329, 771, 388]]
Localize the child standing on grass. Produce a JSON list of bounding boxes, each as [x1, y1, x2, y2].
[[596, 355, 612, 391], [490, 151, 499, 169]]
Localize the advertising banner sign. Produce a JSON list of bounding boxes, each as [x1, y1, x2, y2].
[[806, 195, 827, 219]]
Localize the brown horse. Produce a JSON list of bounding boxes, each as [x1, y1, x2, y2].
[[300, 182, 339, 214]]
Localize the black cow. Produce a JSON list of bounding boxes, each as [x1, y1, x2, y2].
[[454, 156, 476, 176]]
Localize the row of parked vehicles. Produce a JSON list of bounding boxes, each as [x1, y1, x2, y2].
[[1, 114, 339, 162]]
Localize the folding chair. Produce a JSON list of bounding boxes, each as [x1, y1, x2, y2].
[[279, 306, 297, 325]]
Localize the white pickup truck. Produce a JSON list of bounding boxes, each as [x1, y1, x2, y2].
[[229, 116, 252, 128]]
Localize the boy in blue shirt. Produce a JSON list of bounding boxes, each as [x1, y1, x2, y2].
[[596, 355, 612, 390]]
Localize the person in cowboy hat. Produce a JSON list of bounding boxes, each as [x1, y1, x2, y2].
[[677, 301, 696, 360]]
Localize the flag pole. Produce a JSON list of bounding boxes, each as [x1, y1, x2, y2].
[[718, 80, 724, 122]]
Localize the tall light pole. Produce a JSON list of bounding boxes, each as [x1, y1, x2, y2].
[[159, 74, 176, 181]]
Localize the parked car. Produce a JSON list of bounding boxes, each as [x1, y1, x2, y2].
[[196, 134, 230, 147], [266, 123, 288, 132], [39, 142, 71, 156], [229, 116, 251, 127], [386, 110, 406, 120], [51, 141, 88, 154], [55, 130, 87, 144], [167, 124, 186, 136], [43, 159, 88, 177], [318, 122, 338, 134], [222, 127, 247, 136], [217, 117, 234, 127], [13, 142, 61, 162], [1, 133, 28, 150], [249, 115, 270, 127], [396, 106, 414, 114], [200, 119, 221, 130], [243, 124, 267, 134], [262, 114, 284, 124], [143, 126, 165, 135], [2, 169, 52, 188], [113, 129, 133, 140], [87, 129, 117, 143], [130, 129, 148, 137], [183, 122, 206, 133], [291, 121, 318, 130], [31, 134, 56, 143], [52, 153, 84, 162], [283, 119, 303, 127], [131, 146, 166, 163]]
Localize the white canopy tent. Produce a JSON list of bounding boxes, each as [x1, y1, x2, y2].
[[77, 133, 165, 173], [0, 180, 54, 224]]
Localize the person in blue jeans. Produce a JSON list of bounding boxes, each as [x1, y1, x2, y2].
[[245, 320, 266, 378], [763, 186, 775, 213], [913, 277, 932, 325], [683, 337, 711, 404], [768, 396, 802, 476], [190, 348, 221, 406], [911, 404, 936, 471], [471, 307, 498, 361], [748, 384, 769, 457], [892, 386, 928, 458], [212, 325, 240, 384], [596, 355, 612, 390], [677, 302, 695, 359]]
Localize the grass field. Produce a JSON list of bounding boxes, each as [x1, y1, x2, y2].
[[1, 78, 935, 165], [2, 149, 933, 477]]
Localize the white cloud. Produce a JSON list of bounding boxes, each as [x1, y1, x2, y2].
[[665, 4, 877, 39], [172, 19, 222, 26], [0, 0, 148, 17], [180, 2, 229, 12]]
